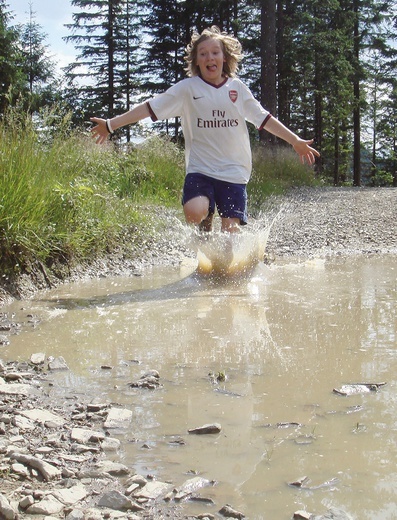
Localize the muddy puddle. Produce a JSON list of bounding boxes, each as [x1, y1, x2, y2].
[[2, 253, 396, 519]]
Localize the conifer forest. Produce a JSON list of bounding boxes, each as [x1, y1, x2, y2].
[[1, 0, 396, 186]]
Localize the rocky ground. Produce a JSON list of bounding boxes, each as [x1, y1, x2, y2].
[[0, 187, 396, 520]]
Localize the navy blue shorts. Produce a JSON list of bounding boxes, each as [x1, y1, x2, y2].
[[182, 173, 248, 225]]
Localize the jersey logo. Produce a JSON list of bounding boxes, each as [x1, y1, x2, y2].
[[229, 90, 238, 103], [193, 96, 204, 100]]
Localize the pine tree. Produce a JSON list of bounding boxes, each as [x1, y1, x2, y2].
[[360, 0, 397, 185], [64, 0, 142, 128], [0, 0, 24, 112], [18, 3, 57, 112], [259, 0, 277, 145]]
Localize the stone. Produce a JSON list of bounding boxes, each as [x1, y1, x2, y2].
[[333, 382, 386, 396], [19, 495, 35, 509], [133, 481, 172, 500], [0, 492, 17, 519], [48, 356, 69, 371], [30, 352, 46, 365], [20, 408, 65, 427], [65, 509, 85, 520], [94, 460, 130, 476], [12, 415, 35, 430], [129, 370, 162, 389], [71, 427, 105, 444], [26, 495, 64, 515], [125, 483, 140, 495], [188, 423, 222, 434], [86, 403, 108, 413], [103, 407, 133, 429], [65, 510, 84, 520], [219, 504, 245, 518], [51, 485, 88, 505], [0, 383, 38, 396], [294, 511, 313, 520], [97, 490, 144, 511], [173, 476, 212, 501], [100, 437, 121, 451], [11, 462, 30, 478], [10, 452, 62, 481], [127, 474, 148, 487]]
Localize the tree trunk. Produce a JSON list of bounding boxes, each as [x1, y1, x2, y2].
[[352, 0, 361, 186], [259, 0, 277, 145], [334, 124, 339, 185], [276, 0, 289, 126]]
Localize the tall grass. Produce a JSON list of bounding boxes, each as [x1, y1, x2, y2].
[[0, 106, 184, 276]]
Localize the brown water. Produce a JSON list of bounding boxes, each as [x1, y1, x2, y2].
[[2, 253, 396, 519]]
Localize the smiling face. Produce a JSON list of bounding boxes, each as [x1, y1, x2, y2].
[[196, 37, 226, 85]]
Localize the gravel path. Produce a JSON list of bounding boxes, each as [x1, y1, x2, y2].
[[263, 186, 397, 259]]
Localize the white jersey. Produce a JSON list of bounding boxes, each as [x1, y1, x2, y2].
[[147, 76, 271, 184]]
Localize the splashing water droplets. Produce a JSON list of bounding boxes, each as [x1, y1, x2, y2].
[[190, 226, 270, 278]]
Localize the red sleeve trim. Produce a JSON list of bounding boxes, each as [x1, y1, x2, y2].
[[147, 102, 158, 122], [259, 114, 273, 130]]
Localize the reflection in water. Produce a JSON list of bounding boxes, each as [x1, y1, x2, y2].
[[2, 254, 396, 519]]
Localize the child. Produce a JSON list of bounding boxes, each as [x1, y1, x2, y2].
[[91, 26, 320, 233]]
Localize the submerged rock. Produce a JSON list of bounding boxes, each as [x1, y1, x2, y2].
[[129, 369, 162, 389], [30, 352, 46, 365], [294, 512, 312, 520], [333, 382, 386, 396], [103, 407, 133, 429], [188, 423, 222, 435], [48, 356, 69, 371], [219, 503, 245, 518], [288, 475, 339, 490], [294, 507, 354, 520], [172, 476, 213, 501]]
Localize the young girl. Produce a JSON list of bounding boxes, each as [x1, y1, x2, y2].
[[91, 26, 320, 233]]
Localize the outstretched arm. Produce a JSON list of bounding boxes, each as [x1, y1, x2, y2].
[[263, 117, 320, 165], [90, 102, 151, 145]]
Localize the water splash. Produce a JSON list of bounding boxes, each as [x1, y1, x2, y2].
[[191, 227, 271, 277]]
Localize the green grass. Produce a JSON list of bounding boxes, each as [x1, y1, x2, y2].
[[0, 105, 320, 280], [0, 106, 184, 276]]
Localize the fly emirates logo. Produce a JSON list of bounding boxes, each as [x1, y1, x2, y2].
[[197, 110, 238, 129]]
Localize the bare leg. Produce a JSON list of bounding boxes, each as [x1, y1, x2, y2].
[[184, 197, 240, 233], [221, 217, 240, 233], [184, 196, 211, 227]]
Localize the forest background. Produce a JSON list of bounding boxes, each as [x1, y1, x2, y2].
[[0, 0, 396, 289]]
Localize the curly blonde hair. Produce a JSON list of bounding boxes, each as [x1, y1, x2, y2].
[[185, 26, 243, 78]]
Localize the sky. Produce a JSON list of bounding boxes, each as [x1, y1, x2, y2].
[[7, 0, 77, 72]]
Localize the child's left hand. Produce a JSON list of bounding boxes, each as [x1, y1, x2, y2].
[[90, 117, 109, 145], [293, 139, 320, 165]]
